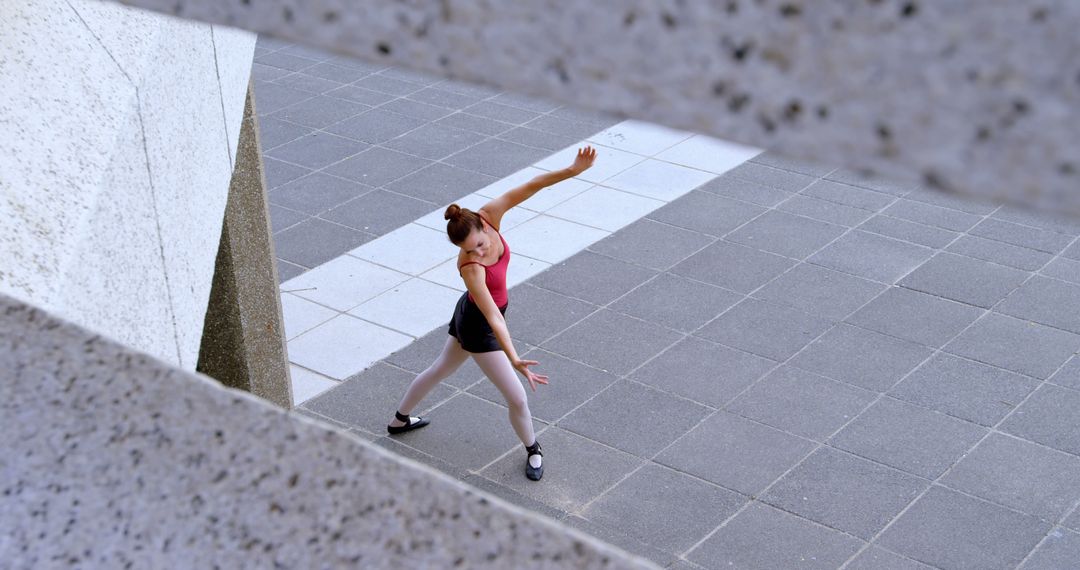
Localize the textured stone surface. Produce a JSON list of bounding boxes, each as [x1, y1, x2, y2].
[[110, 0, 1080, 214], [0, 294, 654, 569]]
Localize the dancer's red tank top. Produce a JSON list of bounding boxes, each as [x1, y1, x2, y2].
[[458, 213, 510, 308]]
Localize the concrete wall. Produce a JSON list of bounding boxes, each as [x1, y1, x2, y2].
[[0, 0, 256, 369], [0, 293, 654, 569], [109, 0, 1080, 215]]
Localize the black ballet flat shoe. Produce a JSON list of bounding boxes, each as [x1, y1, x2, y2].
[[525, 440, 543, 481], [387, 410, 429, 435]]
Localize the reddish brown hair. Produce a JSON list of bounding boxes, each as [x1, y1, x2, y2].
[[444, 204, 484, 245]]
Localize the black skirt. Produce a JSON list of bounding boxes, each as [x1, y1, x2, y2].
[[448, 292, 507, 353]]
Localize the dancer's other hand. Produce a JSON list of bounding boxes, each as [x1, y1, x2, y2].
[[568, 145, 597, 175], [513, 359, 549, 391]]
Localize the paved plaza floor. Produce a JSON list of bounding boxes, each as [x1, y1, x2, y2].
[[254, 35, 1080, 570]]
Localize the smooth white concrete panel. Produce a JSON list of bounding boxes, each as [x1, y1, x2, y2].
[[603, 159, 718, 202], [515, 177, 594, 213], [350, 223, 456, 276], [0, 1, 136, 308], [588, 120, 693, 157], [546, 186, 664, 232], [419, 259, 468, 292], [288, 314, 413, 380], [348, 278, 461, 337], [534, 144, 644, 183], [502, 215, 610, 264], [474, 166, 545, 199], [289, 364, 338, 405], [655, 135, 761, 174], [279, 292, 338, 341], [506, 254, 552, 288], [282, 255, 409, 312]]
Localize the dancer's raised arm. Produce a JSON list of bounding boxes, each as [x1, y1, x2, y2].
[[480, 145, 597, 227]]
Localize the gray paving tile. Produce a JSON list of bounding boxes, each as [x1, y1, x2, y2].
[[324, 108, 426, 144], [1041, 257, 1080, 285], [444, 138, 550, 178], [563, 515, 677, 567], [323, 84, 397, 106], [889, 352, 1038, 427], [406, 87, 486, 109], [945, 312, 1080, 380], [379, 98, 456, 122], [353, 74, 425, 96], [301, 362, 456, 433], [459, 473, 567, 521], [947, 234, 1054, 271], [671, 240, 794, 294], [542, 309, 682, 376], [1067, 509, 1080, 533], [879, 486, 1051, 570], [845, 547, 935, 570], [727, 365, 876, 441], [777, 194, 876, 227], [997, 276, 1080, 334], [272, 217, 374, 267], [325, 55, 388, 73], [993, 205, 1080, 236], [587, 218, 714, 272], [252, 62, 292, 82], [276, 258, 305, 283], [262, 157, 311, 189], [809, 230, 934, 283], [847, 287, 983, 348], [858, 214, 960, 249], [324, 146, 432, 187], [384, 162, 497, 206], [830, 397, 986, 479], [253, 50, 319, 72], [630, 336, 776, 408], [524, 114, 609, 140], [1020, 529, 1080, 570], [497, 127, 578, 151], [581, 463, 745, 553], [1049, 356, 1080, 391], [252, 82, 314, 115], [754, 263, 886, 321], [382, 123, 486, 161], [750, 151, 836, 177], [464, 101, 542, 124], [559, 380, 710, 458], [696, 298, 834, 361], [904, 186, 997, 216], [489, 91, 562, 113], [504, 284, 597, 346], [435, 79, 503, 98], [899, 252, 1029, 308], [726, 161, 818, 192], [657, 411, 815, 495], [970, 218, 1075, 254], [791, 324, 932, 392], [377, 67, 442, 86], [825, 168, 913, 196], [275, 43, 334, 62], [321, 189, 435, 235], [646, 190, 766, 237], [942, 433, 1080, 521], [435, 112, 516, 136], [395, 393, 540, 471], [469, 348, 618, 423], [1063, 240, 1080, 262], [530, 251, 657, 305], [272, 73, 346, 95], [687, 502, 863, 570], [882, 199, 983, 232], [255, 116, 314, 150], [268, 204, 307, 234], [762, 447, 927, 539], [381, 329, 485, 389], [477, 426, 642, 513], [611, 273, 742, 333], [1001, 384, 1080, 456], [268, 172, 372, 215], [697, 175, 793, 207], [802, 179, 896, 211], [548, 105, 620, 126], [727, 210, 846, 259], [265, 132, 365, 169], [265, 95, 369, 129]]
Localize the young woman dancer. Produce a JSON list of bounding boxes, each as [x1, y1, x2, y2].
[[387, 145, 598, 481]]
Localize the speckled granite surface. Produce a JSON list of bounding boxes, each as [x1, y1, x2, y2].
[[0, 293, 655, 569], [111, 0, 1080, 214]]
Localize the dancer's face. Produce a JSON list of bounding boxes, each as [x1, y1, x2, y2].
[[460, 226, 491, 258]]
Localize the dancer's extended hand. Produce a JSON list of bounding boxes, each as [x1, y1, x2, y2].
[[512, 359, 549, 392], [569, 145, 597, 175]]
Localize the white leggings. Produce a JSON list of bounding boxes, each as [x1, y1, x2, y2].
[[395, 336, 536, 447]]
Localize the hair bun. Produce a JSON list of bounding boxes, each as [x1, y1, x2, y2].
[[444, 204, 462, 221]]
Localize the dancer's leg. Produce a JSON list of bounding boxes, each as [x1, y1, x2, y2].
[[472, 351, 536, 447], [390, 336, 470, 426]]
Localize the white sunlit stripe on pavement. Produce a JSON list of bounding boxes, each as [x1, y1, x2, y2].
[[283, 120, 761, 405]]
